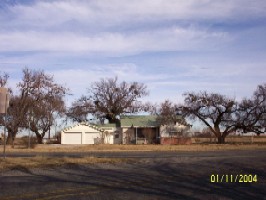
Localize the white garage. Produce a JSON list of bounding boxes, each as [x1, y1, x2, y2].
[[61, 124, 104, 144]]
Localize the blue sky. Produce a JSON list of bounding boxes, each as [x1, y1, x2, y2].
[[1, 0, 266, 105]]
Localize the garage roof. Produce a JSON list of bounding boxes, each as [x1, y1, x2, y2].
[[62, 123, 104, 133]]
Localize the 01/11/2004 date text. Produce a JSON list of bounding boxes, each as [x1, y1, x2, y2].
[[210, 174, 258, 183]]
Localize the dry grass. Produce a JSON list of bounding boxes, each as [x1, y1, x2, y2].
[[0, 144, 265, 171], [0, 156, 129, 171], [1, 143, 266, 153]]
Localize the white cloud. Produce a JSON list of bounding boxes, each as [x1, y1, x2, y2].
[[0, 0, 265, 105], [6, 0, 266, 29], [50, 63, 170, 87], [0, 27, 229, 55], [2, 0, 264, 56], [47, 62, 175, 104]]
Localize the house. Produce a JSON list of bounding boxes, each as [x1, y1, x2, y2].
[[160, 115, 192, 144], [160, 123, 192, 145], [120, 115, 160, 144], [61, 115, 191, 145]]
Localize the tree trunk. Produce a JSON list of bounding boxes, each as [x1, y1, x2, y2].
[[6, 126, 19, 147], [36, 134, 43, 144], [217, 136, 225, 144], [106, 115, 121, 126], [6, 134, 12, 145], [6, 132, 15, 148]]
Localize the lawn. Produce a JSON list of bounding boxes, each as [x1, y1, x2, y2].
[[1, 143, 266, 152], [1, 143, 265, 171], [0, 156, 130, 171]]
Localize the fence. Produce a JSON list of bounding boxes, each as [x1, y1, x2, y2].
[[160, 136, 266, 145], [160, 137, 192, 145], [191, 136, 266, 144]]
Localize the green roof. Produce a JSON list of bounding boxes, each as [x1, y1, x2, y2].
[[97, 123, 117, 130], [98, 123, 117, 128], [120, 115, 159, 127], [92, 115, 185, 128]]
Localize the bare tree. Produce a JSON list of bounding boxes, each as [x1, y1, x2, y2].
[[29, 95, 66, 144], [154, 100, 180, 125], [19, 68, 68, 144], [1, 68, 68, 145], [236, 83, 266, 135], [0, 72, 29, 145], [3, 92, 30, 145], [182, 92, 237, 144], [150, 100, 189, 128], [149, 100, 190, 143], [68, 77, 148, 124], [67, 95, 94, 123]]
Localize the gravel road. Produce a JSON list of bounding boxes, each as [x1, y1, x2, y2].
[[0, 150, 265, 200]]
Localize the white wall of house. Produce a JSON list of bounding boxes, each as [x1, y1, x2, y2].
[[102, 127, 122, 144], [103, 133, 114, 144], [160, 123, 190, 137]]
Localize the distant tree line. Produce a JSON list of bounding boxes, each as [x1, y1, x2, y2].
[[0, 68, 265, 144]]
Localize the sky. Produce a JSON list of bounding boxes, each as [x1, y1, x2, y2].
[[0, 0, 266, 106]]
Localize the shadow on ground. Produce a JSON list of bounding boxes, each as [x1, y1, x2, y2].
[[0, 151, 265, 200]]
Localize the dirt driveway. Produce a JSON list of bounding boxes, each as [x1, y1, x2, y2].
[[0, 150, 265, 200]]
